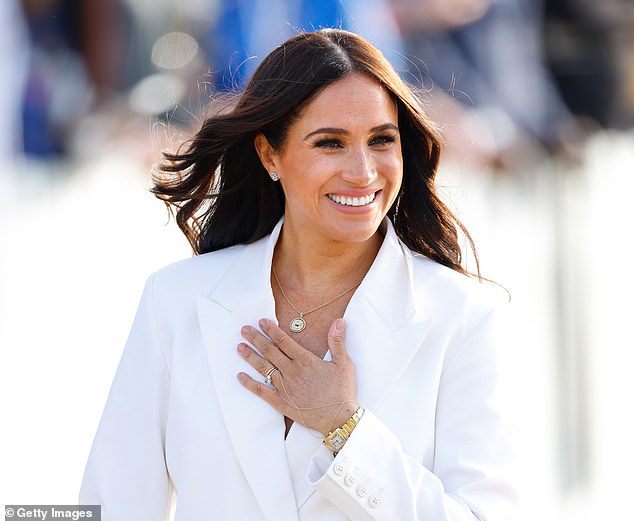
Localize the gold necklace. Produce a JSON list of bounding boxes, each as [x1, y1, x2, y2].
[[271, 265, 362, 333]]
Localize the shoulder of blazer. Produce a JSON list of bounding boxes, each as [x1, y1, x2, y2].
[[407, 247, 508, 324], [150, 242, 250, 299], [404, 251, 510, 370]]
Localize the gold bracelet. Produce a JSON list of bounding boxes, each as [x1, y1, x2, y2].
[[323, 406, 365, 454]]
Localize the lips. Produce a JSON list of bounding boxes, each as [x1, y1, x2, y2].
[[327, 192, 377, 207]]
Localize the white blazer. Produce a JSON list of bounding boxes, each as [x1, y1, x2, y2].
[[80, 219, 518, 521]]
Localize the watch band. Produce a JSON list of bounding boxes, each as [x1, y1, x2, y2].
[[323, 406, 365, 455]]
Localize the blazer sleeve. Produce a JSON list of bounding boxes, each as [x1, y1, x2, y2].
[[79, 274, 173, 521], [307, 304, 518, 521]]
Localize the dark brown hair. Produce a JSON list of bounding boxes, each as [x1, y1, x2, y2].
[[152, 29, 479, 277]]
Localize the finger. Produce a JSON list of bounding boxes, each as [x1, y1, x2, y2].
[[241, 324, 290, 367], [258, 318, 313, 362], [237, 372, 283, 408], [327, 318, 349, 363], [237, 342, 279, 377]]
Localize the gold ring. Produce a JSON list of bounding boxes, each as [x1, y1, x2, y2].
[[264, 366, 279, 386]]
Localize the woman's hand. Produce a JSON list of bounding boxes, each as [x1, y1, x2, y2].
[[237, 317, 358, 436]]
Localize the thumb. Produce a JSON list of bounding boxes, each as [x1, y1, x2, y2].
[[328, 318, 349, 362]]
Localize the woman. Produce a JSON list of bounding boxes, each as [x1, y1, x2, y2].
[[80, 29, 517, 520]]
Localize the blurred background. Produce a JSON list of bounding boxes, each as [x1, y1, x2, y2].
[[0, 0, 633, 518]]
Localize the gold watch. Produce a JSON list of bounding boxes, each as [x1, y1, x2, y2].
[[323, 406, 365, 454]]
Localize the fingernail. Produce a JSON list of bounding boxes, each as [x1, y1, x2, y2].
[[237, 372, 246, 382], [258, 318, 269, 328], [335, 318, 344, 332], [237, 343, 247, 354], [241, 325, 250, 336]]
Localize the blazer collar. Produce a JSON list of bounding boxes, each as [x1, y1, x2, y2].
[[210, 217, 420, 325], [196, 218, 433, 517], [207, 218, 283, 313]]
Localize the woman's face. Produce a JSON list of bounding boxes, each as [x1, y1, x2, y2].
[[258, 73, 403, 246]]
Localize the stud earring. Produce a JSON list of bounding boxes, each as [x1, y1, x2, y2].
[[269, 171, 279, 182]]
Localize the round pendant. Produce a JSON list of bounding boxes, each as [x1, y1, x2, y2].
[[289, 317, 306, 333]]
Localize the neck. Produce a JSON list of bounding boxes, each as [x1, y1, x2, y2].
[[272, 225, 383, 293]]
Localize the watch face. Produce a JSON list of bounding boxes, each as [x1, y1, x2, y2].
[[328, 432, 347, 451]]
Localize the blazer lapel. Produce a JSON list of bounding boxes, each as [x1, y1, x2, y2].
[[196, 221, 300, 521], [287, 221, 434, 509], [346, 222, 435, 411]]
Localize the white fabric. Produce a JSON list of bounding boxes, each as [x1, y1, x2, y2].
[[80, 219, 518, 520]]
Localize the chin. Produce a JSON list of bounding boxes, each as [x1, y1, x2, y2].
[[328, 219, 384, 244]]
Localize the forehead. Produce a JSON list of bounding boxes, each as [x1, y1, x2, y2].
[[294, 73, 398, 128]]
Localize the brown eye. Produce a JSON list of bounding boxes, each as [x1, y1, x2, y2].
[[370, 135, 396, 146], [315, 138, 343, 149]]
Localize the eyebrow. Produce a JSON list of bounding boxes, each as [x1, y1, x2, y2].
[[304, 123, 399, 140]]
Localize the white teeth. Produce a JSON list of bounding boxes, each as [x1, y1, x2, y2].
[[328, 192, 376, 207]]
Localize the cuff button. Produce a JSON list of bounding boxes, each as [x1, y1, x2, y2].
[[369, 495, 382, 508], [334, 463, 346, 476], [344, 473, 356, 486], [357, 483, 368, 497]]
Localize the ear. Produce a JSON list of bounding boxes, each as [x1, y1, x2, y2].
[[254, 133, 280, 174]]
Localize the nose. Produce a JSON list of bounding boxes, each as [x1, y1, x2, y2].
[[341, 147, 377, 186]]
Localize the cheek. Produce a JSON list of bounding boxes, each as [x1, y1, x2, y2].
[[295, 157, 343, 186], [380, 156, 404, 207], [281, 149, 337, 177], [381, 154, 403, 183]]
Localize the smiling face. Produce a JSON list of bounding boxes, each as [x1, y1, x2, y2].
[[256, 73, 403, 248]]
